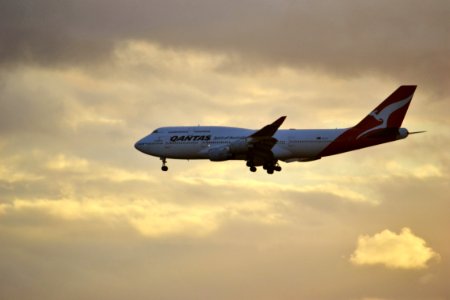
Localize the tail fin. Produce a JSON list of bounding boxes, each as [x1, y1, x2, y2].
[[318, 85, 418, 157], [354, 85, 417, 139]]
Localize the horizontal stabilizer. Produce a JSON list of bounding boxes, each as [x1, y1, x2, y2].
[[409, 130, 426, 135]]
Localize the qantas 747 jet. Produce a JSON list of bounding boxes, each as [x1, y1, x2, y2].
[[135, 85, 423, 174]]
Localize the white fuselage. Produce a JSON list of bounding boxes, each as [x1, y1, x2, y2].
[[135, 126, 347, 162], [134, 85, 417, 173]]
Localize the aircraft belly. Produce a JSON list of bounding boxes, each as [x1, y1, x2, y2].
[[284, 141, 330, 159], [163, 143, 207, 159], [306, 142, 330, 155], [272, 145, 294, 160]]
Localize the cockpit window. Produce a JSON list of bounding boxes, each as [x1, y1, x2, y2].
[[152, 129, 159, 134]]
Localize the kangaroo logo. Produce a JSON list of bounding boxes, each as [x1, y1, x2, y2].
[[357, 96, 412, 139]]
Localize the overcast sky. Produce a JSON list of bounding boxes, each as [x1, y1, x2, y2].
[[1, 1, 449, 299]]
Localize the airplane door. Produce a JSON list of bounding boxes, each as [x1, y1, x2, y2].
[[288, 131, 296, 149], [162, 135, 171, 150]]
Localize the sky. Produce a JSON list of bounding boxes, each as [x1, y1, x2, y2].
[[1, 1, 449, 299]]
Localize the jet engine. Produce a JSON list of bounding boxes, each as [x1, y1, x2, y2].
[[229, 139, 250, 154], [208, 139, 252, 161], [208, 146, 232, 161]]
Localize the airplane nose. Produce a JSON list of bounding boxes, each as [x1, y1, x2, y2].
[[134, 140, 145, 153]]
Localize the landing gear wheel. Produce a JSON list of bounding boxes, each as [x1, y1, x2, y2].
[[275, 165, 282, 172], [249, 166, 257, 172], [267, 168, 274, 174], [160, 157, 168, 172]]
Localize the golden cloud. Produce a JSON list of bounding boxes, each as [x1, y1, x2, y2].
[[45, 153, 154, 183], [384, 161, 443, 179], [46, 154, 90, 172], [350, 227, 440, 269], [177, 175, 373, 205], [0, 194, 287, 239], [0, 156, 43, 183]]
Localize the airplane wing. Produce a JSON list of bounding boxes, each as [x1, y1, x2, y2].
[[250, 116, 286, 138], [208, 116, 286, 166], [247, 116, 286, 164]]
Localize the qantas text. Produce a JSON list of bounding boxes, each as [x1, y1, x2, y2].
[[170, 135, 211, 142]]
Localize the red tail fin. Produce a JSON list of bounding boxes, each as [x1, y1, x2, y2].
[[354, 85, 417, 138], [319, 85, 417, 157]]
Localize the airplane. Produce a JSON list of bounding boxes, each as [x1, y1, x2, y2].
[[135, 85, 424, 174]]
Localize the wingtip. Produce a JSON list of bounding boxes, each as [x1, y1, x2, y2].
[[275, 116, 287, 125]]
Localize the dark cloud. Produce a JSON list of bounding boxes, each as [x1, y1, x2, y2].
[[1, 0, 449, 95]]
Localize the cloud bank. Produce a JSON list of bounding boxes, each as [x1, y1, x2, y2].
[[1, 2, 450, 299], [1, 1, 450, 95]]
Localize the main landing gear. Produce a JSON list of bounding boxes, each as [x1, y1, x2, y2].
[[264, 164, 282, 174], [246, 160, 282, 174], [161, 157, 168, 171], [246, 161, 257, 172]]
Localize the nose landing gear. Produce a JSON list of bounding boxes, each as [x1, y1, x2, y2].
[[161, 157, 168, 171]]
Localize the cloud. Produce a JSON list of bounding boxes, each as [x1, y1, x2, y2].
[[0, 162, 43, 184], [350, 227, 440, 269], [384, 161, 443, 179], [0, 197, 224, 238], [1, 1, 449, 96], [45, 153, 155, 183], [46, 154, 89, 172], [0, 19, 449, 299]]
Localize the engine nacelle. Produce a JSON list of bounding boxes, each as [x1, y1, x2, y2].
[[229, 139, 250, 154], [208, 146, 232, 161]]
